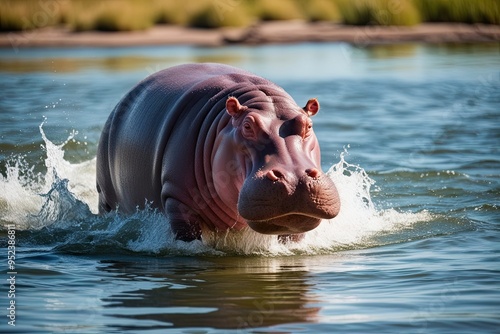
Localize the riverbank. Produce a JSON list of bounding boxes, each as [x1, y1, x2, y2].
[[2, 21, 499, 49]]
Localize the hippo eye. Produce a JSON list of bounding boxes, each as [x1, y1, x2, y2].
[[304, 121, 313, 138], [242, 116, 257, 140]]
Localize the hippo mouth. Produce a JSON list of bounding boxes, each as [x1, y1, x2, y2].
[[246, 214, 322, 235]]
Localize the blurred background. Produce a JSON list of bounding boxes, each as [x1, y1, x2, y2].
[[1, 0, 498, 32]]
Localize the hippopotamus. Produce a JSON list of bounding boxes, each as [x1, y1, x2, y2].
[[96, 63, 340, 241]]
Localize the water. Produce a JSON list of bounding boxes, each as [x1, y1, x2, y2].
[[0, 42, 499, 333]]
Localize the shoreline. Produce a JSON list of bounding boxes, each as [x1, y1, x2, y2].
[[2, 21, 499, 49]]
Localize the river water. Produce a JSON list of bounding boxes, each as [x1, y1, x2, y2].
[[0, 42, 499, 333]]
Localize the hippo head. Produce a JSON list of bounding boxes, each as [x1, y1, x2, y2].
[[216, 93, 340, 235]]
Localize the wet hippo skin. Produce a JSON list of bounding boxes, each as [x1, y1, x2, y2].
[[96, 63, 340, 241]]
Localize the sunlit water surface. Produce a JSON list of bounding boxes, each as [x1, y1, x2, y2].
[[0, 42, 499, 333]]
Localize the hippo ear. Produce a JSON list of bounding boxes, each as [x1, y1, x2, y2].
[[226, 97, 246, 118], [303, 98, 320, 117]]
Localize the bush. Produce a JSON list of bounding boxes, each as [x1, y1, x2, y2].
[[70, 0, 153, 32], [415, 0, 499, 25], [0, 0, 62, 31], [297, 0, 341, 22], [153, 0, 189, 25], [0, 0, 497, 32], [335, 0, 420, 26], [188, 4, 253, 28], [253, 0, 304, 21]]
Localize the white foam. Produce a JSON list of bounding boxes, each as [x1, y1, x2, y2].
[[39, 120, 99, 213], [0, 121, 98, 230], [0, 157, 45, 228], [0, 123, 433, 255]]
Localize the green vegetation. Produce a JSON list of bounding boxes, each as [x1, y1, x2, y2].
[[70, 0, 154, 32], [252, 0, 303, 21], [0, 0, 498, 32], [188, 2, 253, 29], [298, 0, 341, 22], [335, 0, 421, 26], [415, 0, 499, 25]]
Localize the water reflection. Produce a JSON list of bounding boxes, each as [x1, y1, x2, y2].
[[364, 43, 418, 59], [98, 256, 321, 330], [0, 56, 172, 73], [0, 55, 251, 74], [1, 43, 497, 82]]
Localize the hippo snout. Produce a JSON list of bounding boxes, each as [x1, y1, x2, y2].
[[238, 169, 340, 234]]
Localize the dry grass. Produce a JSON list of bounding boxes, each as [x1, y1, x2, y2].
[[415, 0, 499, 25], [336, 0, 420, 26], [0, 0, 63, 31], [69, 0, 155, 32], [0, 0, 497, 32], [252, 0, 304, 21], [298, 0, 341, 22], [188, 2, 254, 28]]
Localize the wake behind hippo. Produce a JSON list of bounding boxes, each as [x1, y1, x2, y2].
[[96, 63, 340, 241]]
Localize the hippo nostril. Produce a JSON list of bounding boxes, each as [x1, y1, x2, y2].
[[267, 169, 284, 181], [305, 168, 320, 179]]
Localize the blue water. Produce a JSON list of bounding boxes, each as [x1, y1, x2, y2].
[[0, 42, 499, 333]]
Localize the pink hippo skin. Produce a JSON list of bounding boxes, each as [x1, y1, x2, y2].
[[96, 63, 340, 241]]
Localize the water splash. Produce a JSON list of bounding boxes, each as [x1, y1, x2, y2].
[[1, 122, 434, 256], [0, 121, 97, 229], [39, 119, 98, 213], [306, 151, 433, 251], [35, 171, 93, 228], [0, 155, 45, 227], [201, 151, 433, 255]]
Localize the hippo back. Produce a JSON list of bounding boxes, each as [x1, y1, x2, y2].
[[96, 63, 288, 214]]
